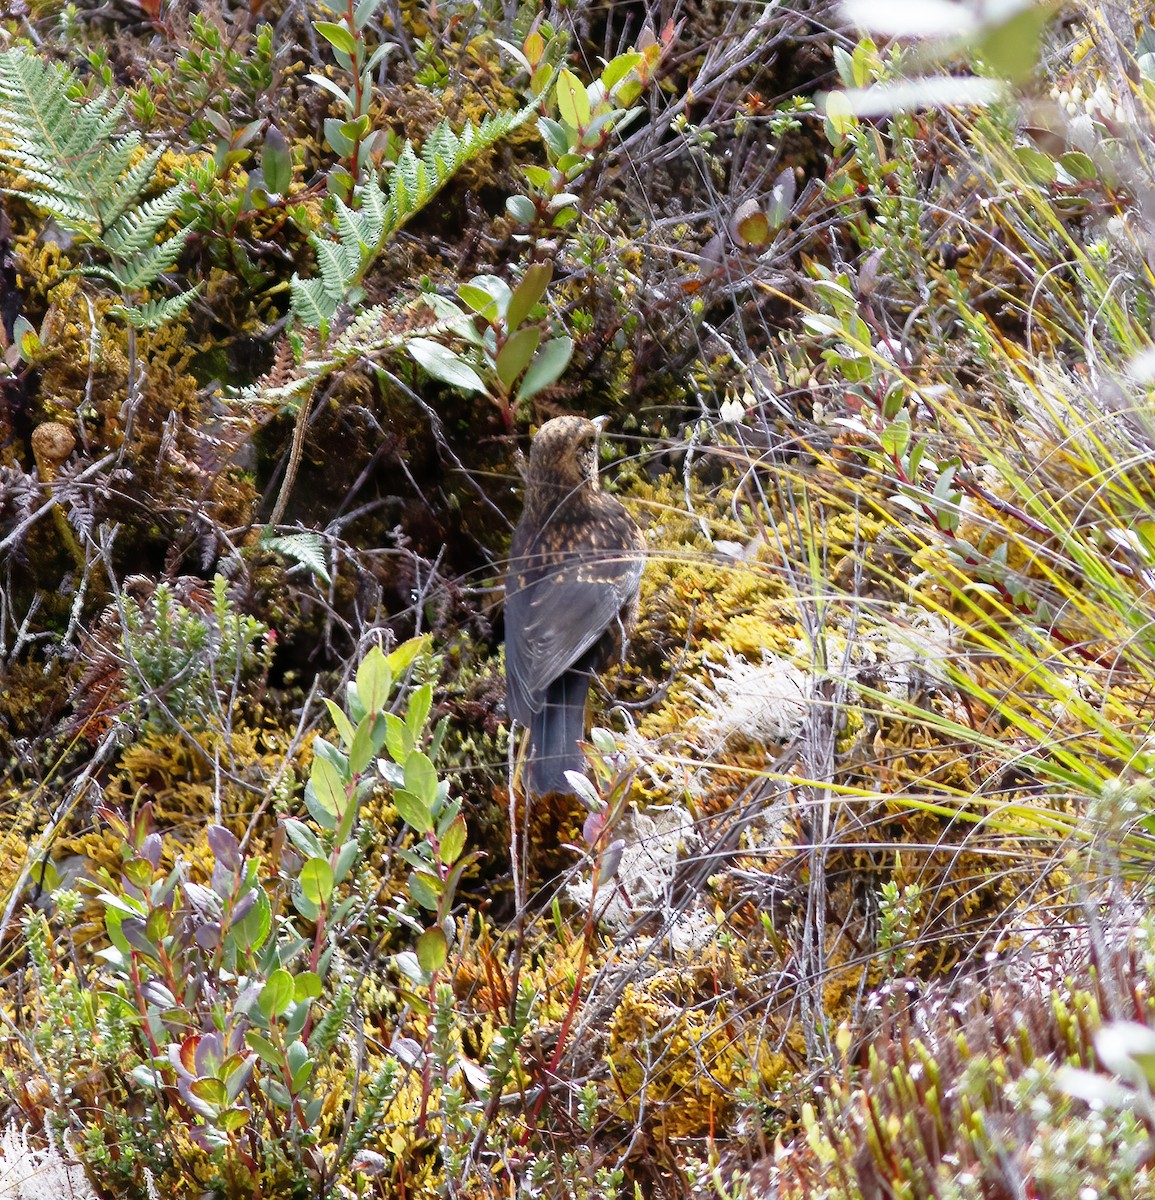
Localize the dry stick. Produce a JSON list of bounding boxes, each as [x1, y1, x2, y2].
[[267, 381, 318, 527], [0, 727, 119, 946]]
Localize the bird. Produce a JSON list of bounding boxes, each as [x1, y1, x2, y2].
[[504, 416, 645, 796]]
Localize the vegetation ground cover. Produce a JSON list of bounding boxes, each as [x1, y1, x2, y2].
[[3, 0, 1155, 1196]]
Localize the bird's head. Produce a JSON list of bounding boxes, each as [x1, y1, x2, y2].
[[524, 415, 607, 505]]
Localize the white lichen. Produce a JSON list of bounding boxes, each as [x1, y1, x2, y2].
[[691, 650, 813, 747], [0, 1125, 95, 1200], [567, 804, 698, 932]]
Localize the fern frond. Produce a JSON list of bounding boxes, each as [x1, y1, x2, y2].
[[0, 47, 191, 308], [236, 299, 467, 408], [111, 225, 193, 291], [289, 276, 338, 330], [0, 50, 136, 236], [97, 146, 166, 230], [102, 190, 187, 260], [290, 101, 539, 328], [112, 285, 201, 329], [260, 530, 332, 584]]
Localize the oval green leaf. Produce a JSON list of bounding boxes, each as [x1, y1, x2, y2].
[[557, 68, 591, 129], [407, 338, 487, 393], [392, 789, 432, 834], [417, 927, 448, 973], [314, 20, 357, 55], [516, 336, 573, 402], [506, 262, 552, 332], [309, 754, 346, 818], [404, 750, 439, 807], [259, 969, 295, 1019], [300, 857, 334, 905]]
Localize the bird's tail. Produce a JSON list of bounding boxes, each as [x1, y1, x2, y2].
[[527, 670, 592, 795]]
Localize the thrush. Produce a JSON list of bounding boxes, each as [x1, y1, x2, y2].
[[504, 416, 645, 795]]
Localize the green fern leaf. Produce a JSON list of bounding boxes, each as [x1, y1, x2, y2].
[[290, 98, 540, 328], [0, 50, 136, 237], [0, 47, 191, 321], [112, 286, 201, 329], [260, 530, 332, 585], [291, 276, 337, 327], [111, 225, 192, 291]]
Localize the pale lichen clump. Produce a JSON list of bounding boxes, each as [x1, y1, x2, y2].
[[0, 1124, 99, 1200], [566, 803, 700, 933]]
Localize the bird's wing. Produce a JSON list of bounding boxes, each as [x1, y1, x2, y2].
[[505, 545, 643, 719]]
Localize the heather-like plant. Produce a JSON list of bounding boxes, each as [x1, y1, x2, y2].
[[17, 638, 481, 1194], [120, 575, 272, 733]]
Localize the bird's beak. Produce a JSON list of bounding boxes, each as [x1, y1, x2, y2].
[[591, 415, 610, 433]]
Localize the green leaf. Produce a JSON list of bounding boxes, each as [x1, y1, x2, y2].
[[294, 971, 323, 1001], [516, 336, 573, 402], [340, 114, 372, 142], [190, 1077, 228, 1107], [538, 116, 569, 156], [122, 856, 155, 889], [458, 282, 499, 318], [315, 20, 357, 55], [496, 327, 542, 390], [233, 886, 271, 953], [388, 635, 428, 676], [291, 1054, 315, 1093], [392, 788, 432, 833], [323, 698, 356, 748], [556, 68, 591, 128], [309, 754, 347, 819], [405, 749, 439, 807], [300, 857, 334, 905], [879, 412, 911, 458], [417, 927, 448, 973], [1014, 145, 1055, 185], [408, 869, 443, 910], [282, 818, 325, 860], [349, 716, 376, 775], [506, 194, 537, 225], [130, 1065, 165, 1089], [823, 90, 855, 145], [305, 71, 351, 108], [260, 969, 295, 1019], [439, 815, 467, 865], [353, 0, 382, 31], [407, 338, 488, 393], [1058, 150, 1096, 182], [218, 1107, 248, 1132], [262, 124, 292, 196], [357, 646, 392, 714], [245, 1031, 282, 1067], [506, 262, 552, 331], [602, 51, 643, 92], [384, 712, 414, 762], [406, 682, 433, 736], [29, 857, 59, 893], [324, 117, 355, 156], [333, 838, 360, 884]]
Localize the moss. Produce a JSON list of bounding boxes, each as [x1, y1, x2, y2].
[[606, 957, 792, 1139]]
